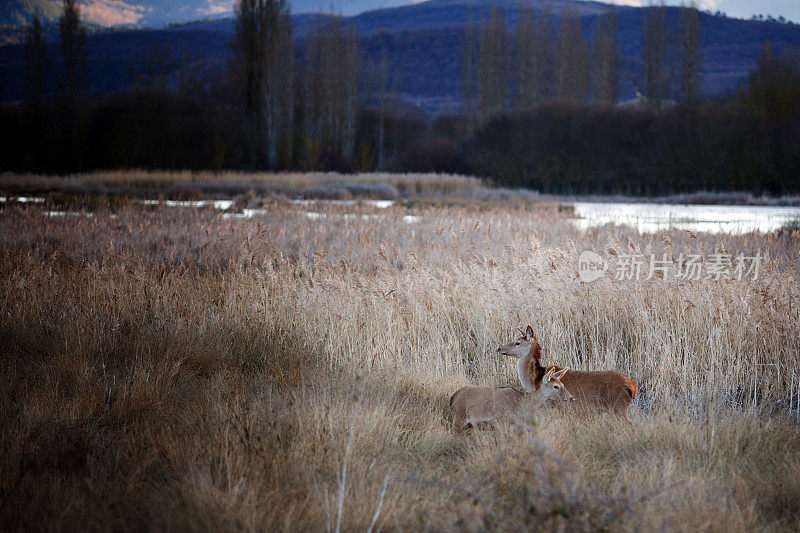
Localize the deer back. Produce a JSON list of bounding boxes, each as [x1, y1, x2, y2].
[[557, 369, 637, 410], [450, 386, 523, 424]]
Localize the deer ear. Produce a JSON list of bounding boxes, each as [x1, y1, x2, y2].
[[543, 368, 555, 382], [525, 325, 534, 340], [554, 368, 568, 380]]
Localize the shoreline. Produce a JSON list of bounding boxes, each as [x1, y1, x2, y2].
[[2, 171, 800, 207]]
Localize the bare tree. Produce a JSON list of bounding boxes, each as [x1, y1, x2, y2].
[[233, 0, 260, 124], [232, 0, 262, 168], [535, 6, 557, 103], [231, 0, 294, 168], [592, 3, 620, 105], [557, 6, 589, 103], [58, 0, 87, 171], [303, 16, 360, 166], [679, 2, 703, 106], [25, 9, 49, 106], [177, 48, 209, 98], [462, 11, 478, 149], [515, 7, 537, 111], [266, 1, 294, 166], [365, 51, 396, 169], [742, 43, 800, 123], [302, 22, 320, 168], [642, 0, 670, 110], [376, 53, 391, 170], [342, 25, 359, 161], [59, 0, 86, 104], [131, 44, 175, 93], [477, 7, 509, 119]]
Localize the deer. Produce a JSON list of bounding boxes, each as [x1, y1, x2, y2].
[[449, 351, 573, 433], [497, 325, 638, 424]]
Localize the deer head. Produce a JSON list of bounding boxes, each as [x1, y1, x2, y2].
[[497, 324, 537, 358], [537, 367, 573, 404]]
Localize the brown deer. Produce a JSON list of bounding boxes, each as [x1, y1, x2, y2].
[[449, 353, 573, 433], [497, 325, 638, 424]]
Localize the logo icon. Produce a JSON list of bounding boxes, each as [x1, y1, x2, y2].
[[578, 251, 608, 282]]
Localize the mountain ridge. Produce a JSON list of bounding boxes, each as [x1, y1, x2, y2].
[[2, 0, 800, 111], [1, 0, 414, 28]]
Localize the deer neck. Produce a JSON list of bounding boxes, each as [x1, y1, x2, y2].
[[517, 347, 535, 392], [526, 386, 550, 409], [526, 340, 547, 389]]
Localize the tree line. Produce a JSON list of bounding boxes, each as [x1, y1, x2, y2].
[[1, 0, 799, 195], [462, 1, 702, 120]]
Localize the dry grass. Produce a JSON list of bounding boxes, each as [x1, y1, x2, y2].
[[0, 171, 488, 201], [1, 180, 799, 531]]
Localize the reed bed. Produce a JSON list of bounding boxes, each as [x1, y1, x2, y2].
[[0, 171, 487, 200], [1, 194, 799, 531]]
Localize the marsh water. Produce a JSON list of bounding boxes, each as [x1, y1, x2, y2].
[[570, 202, 800, 235], [2, 195, 799, 235]]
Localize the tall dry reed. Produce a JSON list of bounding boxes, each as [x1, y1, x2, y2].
[[1, 192, 799, 530]]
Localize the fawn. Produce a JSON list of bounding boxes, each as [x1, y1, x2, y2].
[[450, 351, 573, 432]]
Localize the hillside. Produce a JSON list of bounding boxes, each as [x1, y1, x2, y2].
[[2, 0, 800, 111], [1, 0, 226, 28], [0, 0, 411, 27]]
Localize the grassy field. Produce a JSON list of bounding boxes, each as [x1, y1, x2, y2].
[[1, 174, 799, 530]]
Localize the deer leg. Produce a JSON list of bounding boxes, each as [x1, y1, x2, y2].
[[616, 404, 634, 426]]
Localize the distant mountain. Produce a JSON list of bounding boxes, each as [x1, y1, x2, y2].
[[0, 0, 413, 28], [2, 0, 800, 111], [1, 1, 62, 28], [2, 0, 221, 28]]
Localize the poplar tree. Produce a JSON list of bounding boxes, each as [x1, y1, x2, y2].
[[304, 16, 359, 165], [26, 9, 49, 106], [557, 6, 589, 103], [231, 0, 294, 168], [535, 7, 557, 103], [59, 0, 87, 171], [679, 2, 703, 106], [462, 11, 478, 148], [365, 51, 394, 168], [515, 7, 537, 111], [642, 0, 670, 110], [592, 4, 620, 105], [59, 0, 86, 104], [477, 7, 509, 119]]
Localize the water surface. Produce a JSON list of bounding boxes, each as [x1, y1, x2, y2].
[[571, 202, 800, 234]]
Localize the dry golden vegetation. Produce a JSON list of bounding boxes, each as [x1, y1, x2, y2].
[[1, 178, 800, 531], [0, 171, 489, 201]]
